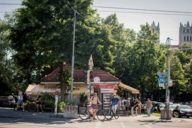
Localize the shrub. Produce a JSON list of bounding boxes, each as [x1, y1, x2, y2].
[[58, 101, 66, 112], [79, 93, 87, 106], [24, 101, 36, 112], [41, 93, 55, 112]]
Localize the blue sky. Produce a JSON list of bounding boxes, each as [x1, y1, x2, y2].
[[1, 0, 192, 45]]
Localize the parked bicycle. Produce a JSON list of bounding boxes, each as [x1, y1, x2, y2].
[[104, 105, 119, 120], [78, 104, 105, 121]]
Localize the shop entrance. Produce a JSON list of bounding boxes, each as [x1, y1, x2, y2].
[[94, 84, 117, 109]]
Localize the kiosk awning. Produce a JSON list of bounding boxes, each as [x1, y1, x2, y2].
[[118, 83, 140, 94]]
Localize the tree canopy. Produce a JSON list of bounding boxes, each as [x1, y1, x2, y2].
[[0, 0, 191, 102]]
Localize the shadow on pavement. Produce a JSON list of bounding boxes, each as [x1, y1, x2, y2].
[[138, 115, 172, 125], [0, 107, 77, 125]]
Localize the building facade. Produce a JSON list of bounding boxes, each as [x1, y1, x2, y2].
[[179, 22, 192, 45]]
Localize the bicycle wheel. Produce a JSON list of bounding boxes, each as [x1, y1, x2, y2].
[[79, 107, 89, 120], [105, 109, 113, 120], [114, 110, 119, 119], [96, 109, 105, 121]]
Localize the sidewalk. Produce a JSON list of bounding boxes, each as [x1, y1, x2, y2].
[[0, 107, 191, 122], [0, 107, 79, 124], [0, 107, 53, 119], [0, 107, 191, 128]]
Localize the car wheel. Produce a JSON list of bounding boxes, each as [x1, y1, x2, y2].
[[173, 111, 180, 118]]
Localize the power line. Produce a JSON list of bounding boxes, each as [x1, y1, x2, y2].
[[97, 10, 192, 17], [93, 5, 192, 14], [0, 3, 21, 5], [1, 2, 192, 14]]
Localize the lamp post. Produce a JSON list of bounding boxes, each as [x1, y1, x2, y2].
[[87, 55, 93, 98], [71, 9, 76, 100]]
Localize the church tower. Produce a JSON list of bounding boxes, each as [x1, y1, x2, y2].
[[150, 21, 160, 43], [179, 21, 192, 45]]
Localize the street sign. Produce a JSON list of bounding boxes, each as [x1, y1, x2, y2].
[[158, 72, 166, 87]]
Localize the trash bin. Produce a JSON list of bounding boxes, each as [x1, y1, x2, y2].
[[160, 109, 172, 120]]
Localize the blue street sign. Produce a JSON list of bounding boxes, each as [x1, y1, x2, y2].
[[159, 75, 165, 84], [158, 73, 166, 87]]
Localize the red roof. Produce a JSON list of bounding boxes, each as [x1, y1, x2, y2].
[[41, 65, 119, 83]]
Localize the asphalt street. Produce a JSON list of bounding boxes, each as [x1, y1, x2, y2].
[[0, 107, 192, 128]]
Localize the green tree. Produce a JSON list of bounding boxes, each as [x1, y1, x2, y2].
[[116, 24, 166, 100], [6, 0, 95, 89], [170, 55, 187, 101], [0, 20, 17, 95], [185, 60, 192, 93]]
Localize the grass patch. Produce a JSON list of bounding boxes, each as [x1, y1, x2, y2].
[[152, 112, 160, 117]]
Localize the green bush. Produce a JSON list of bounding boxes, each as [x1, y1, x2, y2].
[[41, 93, 55, 112], [79, 93, 87, 106], [58, 101, 66, 112], [24, 101, 36, 111]]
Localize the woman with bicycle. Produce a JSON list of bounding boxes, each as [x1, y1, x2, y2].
[[88, 93, 101, 120]]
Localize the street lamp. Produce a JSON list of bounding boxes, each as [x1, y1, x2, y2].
[[71, 9, 76, 100], [87, 55, 94, 98]]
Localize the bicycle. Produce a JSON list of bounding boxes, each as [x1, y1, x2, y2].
[[78, 104, 105, 121], [104, 105, 119, 120], [96, 104, 106, 121], [78, 106, 90, 120]]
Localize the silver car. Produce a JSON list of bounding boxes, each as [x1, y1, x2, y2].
[[172, 105, 192, 118]]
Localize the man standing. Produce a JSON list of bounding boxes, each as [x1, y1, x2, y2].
[[146, 98, 153, 116], [111, 94, 119, 114]]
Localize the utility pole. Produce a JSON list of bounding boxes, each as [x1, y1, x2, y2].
[[165, 37, 171, 120], [161, 38, 192, 120], [71, 9, 76, 100]]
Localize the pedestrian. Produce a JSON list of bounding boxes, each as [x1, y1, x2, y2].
[[134, 98, 139, 115], [137, 99, 142, 114], [130, 97, 135, 116], [146, 98, 153, 116], [111, 93, 120, 114], [134, 98, 142, 115], [15, 90, 24, 111], [124, 97, 130, 111], [88, 92, 101, 120], [35, 95, 43, 112]]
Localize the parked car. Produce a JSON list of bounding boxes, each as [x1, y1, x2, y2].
[[169, 103, 180, 111], [172, 105, 192, 118], [158, 103, 180, 112], [152, 101, 165, 112]]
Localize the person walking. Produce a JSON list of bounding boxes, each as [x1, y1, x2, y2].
[[15, 90, 24, 111], [146, 98, 153, 116]]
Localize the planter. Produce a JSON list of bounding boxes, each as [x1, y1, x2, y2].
[[63, 105, 78, 118], [160, 109, 172, 120]]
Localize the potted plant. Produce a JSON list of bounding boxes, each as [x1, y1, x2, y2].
[[79, 93, 87, 107]]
